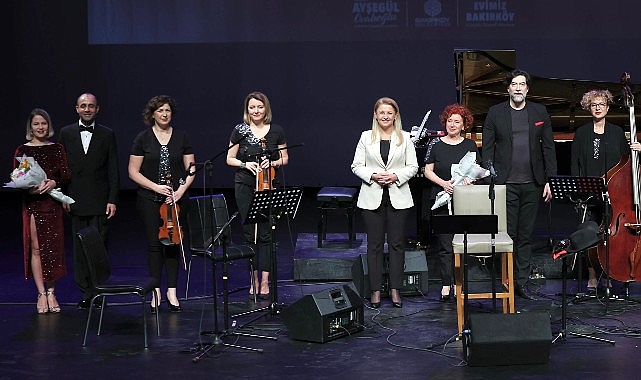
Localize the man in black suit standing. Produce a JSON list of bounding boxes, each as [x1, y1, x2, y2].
[[482, 70, 557, 300], [59, 93, 120, 309]]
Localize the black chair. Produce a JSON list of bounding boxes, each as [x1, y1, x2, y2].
[[185, 195, 263, 359], [77, 226, 160, 348], [185, 194, 256, 301]]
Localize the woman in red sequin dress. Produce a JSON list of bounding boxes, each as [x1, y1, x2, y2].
[[13, 108, 71, 313]]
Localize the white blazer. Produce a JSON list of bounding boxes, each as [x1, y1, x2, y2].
[[351, 130, 418, 210]]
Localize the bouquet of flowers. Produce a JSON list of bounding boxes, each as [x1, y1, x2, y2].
[[4, 155, 75, 204], [431, 151, 489, 213]]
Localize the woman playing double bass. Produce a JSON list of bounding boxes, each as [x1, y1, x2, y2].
[[226, 91, 288, 300], [570, 89, 641, 292]]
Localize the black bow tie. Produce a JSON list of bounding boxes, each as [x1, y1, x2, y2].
[[79, 125, 94, 133]]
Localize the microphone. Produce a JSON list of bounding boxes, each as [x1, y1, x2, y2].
[[424, 130, 446, 137], [486, 160, 497, 178]]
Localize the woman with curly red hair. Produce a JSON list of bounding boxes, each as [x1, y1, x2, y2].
[[424, 104, 479, 301]]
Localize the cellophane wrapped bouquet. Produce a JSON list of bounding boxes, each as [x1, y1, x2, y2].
[[4, 155, 75, 204], [431, 151, 489, 213]]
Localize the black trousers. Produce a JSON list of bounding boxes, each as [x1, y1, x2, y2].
[[71, 213, 109, 299], [137, 196, 183, 289], [235, 182, 273, 272], [506, 182, 542, 286], [430, 205, 453, 287], [361, 191, 410, 292]]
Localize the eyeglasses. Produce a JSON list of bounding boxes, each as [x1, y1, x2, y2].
[[590, 103, 607, 109]]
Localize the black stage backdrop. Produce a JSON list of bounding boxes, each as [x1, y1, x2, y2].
[[3, 0, 640, 189]]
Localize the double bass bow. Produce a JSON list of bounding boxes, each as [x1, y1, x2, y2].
[[595, 72, 641, 282]]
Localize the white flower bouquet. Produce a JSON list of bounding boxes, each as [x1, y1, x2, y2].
[[431, 151, 488, 212], [4, 155, 75, 204]]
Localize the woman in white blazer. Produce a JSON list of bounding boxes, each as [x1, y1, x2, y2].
[[351, 97, 418, 308]]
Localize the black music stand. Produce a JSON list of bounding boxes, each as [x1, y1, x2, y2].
[[549, 175, 605, 297], [431, 214, 498, 362], [233, 187, 303, 320], [549, 176, 615, 345]]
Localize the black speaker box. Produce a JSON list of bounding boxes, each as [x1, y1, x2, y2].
[[467, 312, 551, 366], [351, 250, 429, 297], [282, 282, 364, 343]]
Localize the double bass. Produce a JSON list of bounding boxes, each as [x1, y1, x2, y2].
[[595, 72, 641, 282]]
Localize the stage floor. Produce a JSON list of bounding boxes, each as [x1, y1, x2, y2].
[[1, 188, 641, 379]]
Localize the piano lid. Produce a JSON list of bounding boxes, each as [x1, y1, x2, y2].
[[454, 49, 641, 135]]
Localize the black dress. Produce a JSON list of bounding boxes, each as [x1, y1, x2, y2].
[[424, 137, 479, 286]]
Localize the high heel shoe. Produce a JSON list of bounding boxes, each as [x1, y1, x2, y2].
[[46, 291, 61, 313], [37, 292, 48, 314], [167, 301, 182, 312], [370, 291, 381, 309], [390, 289, 402, 308], [150, 298, 160, 314]]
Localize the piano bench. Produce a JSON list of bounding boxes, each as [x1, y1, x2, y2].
[[316, 187, 358, 248]]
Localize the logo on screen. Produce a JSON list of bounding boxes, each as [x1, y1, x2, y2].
[[352, 0, 403, 28]]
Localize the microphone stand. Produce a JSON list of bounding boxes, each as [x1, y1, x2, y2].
[[186, 137, 248, 191], [488, 169, 498, 311]]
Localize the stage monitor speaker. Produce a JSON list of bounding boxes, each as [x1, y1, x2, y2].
[[282, 282, 364, 343], [466, 312, 551, 366], [351, 250, 428, 298]]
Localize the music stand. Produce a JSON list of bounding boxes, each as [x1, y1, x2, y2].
[[232, 187, 303, 320], [431, 214, 498, 362], [548, 176, 615, 345], [549, 175, 605, 296]]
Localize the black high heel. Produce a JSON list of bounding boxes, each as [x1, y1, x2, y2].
[[390, 289, 402, 308], [167, 302, 182, 312], [370, 291, 381, 309]]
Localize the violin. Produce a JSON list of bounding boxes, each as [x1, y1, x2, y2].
[[158, 174, 184, 246], [256, 137, 276, 191]]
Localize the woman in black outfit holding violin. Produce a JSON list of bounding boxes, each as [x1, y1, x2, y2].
[[226, 91, 288, 300], [128, 95, 195, 312]]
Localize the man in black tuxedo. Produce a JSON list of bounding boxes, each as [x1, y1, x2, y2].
[[482, 70, 557, 300], [59, 93, 120, 309]]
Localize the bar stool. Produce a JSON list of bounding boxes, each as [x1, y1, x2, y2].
[[452, 185, 515, 336], [316, 187, 358, 248]]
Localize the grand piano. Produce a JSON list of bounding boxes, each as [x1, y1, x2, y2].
[[410, 49, 640, 247], [454, 49, 640, 143]]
